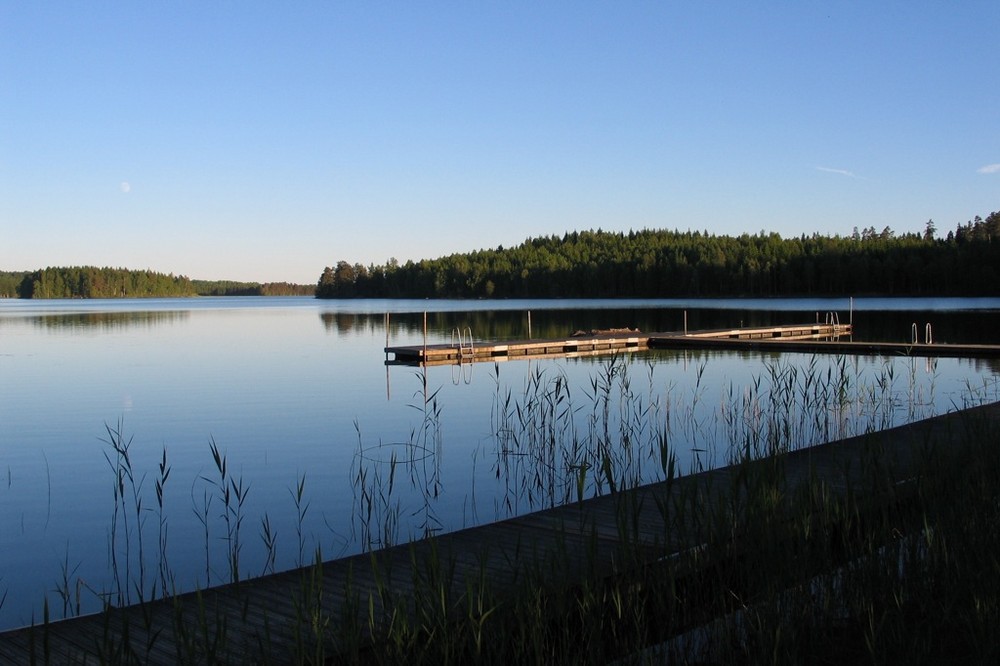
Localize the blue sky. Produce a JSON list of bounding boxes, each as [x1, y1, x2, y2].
[[2, 2, 998, 284]]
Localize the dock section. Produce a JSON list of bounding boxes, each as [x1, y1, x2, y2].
[[647, 334, 1000, 358], [387, 321, 1000, 364], [386, 332, 646, 365]]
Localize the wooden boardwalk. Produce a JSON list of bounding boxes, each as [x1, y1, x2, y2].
[[2, 402, 998, 663], [648, 334, 1000, 358], [385, 322, 851, 365], [385, 332, 646, 365], [386, 321, 1000, 365]]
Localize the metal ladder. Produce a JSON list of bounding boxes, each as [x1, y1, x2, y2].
[[911, 322, 933, 344], [824, 311, 847, 335], [452, 327, 474, 360]]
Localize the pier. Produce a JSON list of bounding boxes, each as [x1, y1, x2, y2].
[[2, 401, 998, 663], [650, 335, 1000, 358], [386, 332, 646, 366], [385, 322, 851, 365], [386, 321, 1000, 365]]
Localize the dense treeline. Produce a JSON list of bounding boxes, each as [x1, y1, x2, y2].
[[192, 280, 315, 296], [317, 212, 1000, 299], [1, 269, 315, 298], [15, 267, 197, 298], [0, 271, 27, 298]]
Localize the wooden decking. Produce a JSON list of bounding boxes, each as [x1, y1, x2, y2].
[[385, 332, 646, 365], [2, 401, 998, 663], [648, 335, 1000, 358], [386, 321, 1000, 365], [385, 322, 851, 365]]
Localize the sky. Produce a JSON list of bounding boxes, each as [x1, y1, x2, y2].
[[2, 2, 998, 284]]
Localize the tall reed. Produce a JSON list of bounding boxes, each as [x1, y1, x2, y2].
[[351, 372, 444, 551], [101, 419, 146, 606], [204, 437, 250, 584]]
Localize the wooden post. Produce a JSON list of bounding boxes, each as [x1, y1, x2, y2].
[[684, 310, 688, 336], [527, 310, 532, 339], [385, 312, 391, 401], [423, 311, 428, 360]]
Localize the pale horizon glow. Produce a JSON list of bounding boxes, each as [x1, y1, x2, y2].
[[2, 3, 998, 284]]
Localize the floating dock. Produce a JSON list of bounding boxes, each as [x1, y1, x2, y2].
[[386, 321, 1000, 365], [650, 335, 1000, 358], [386, 322, 853, 365], [386, 332, 645, 365]]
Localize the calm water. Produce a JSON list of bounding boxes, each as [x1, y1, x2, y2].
[[1, 296, 999, 629]]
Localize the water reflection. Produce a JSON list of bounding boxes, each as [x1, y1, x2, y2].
[[0, 310, 190, 331]]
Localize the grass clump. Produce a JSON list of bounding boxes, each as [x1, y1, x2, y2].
[[332, 404, 1000, 665]]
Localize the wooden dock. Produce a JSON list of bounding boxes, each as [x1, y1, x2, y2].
[[647, 334, 1000, 358], [386, 321, 1000, 365], [2, 401, 997, 663], [385, 332, 646, 365], [385, 322, 851, 365]]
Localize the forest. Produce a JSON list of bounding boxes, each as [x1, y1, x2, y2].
[[2, 267, 315, 299], [191, 280, 315, 296], [11, 267, 196, 299], [0, 271, 25, 298], [3, 211, 996, 301], [317, 212, 1000, 299]]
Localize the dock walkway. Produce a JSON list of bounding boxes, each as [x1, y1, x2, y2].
[[386, 322, 851, 365], [649, 334, 1000, 358], [2, 402, 998, 663], [386, 322, 1000, 365]]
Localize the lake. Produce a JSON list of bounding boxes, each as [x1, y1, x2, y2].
[[1, 296, 999, 630]]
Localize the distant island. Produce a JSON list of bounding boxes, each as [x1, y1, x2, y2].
[[317, 211, 1000, 299], [0, 267, 314, 299]]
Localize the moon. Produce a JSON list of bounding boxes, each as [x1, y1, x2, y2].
[[120, 181, 131, 193]]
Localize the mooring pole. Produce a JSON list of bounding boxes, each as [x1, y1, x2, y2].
[[684, 310, 688, 335], [423, 311, 428, 360], [527, 310, 532, 339], [850, 297, 854, 326], [385, 313, 391, 401]]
